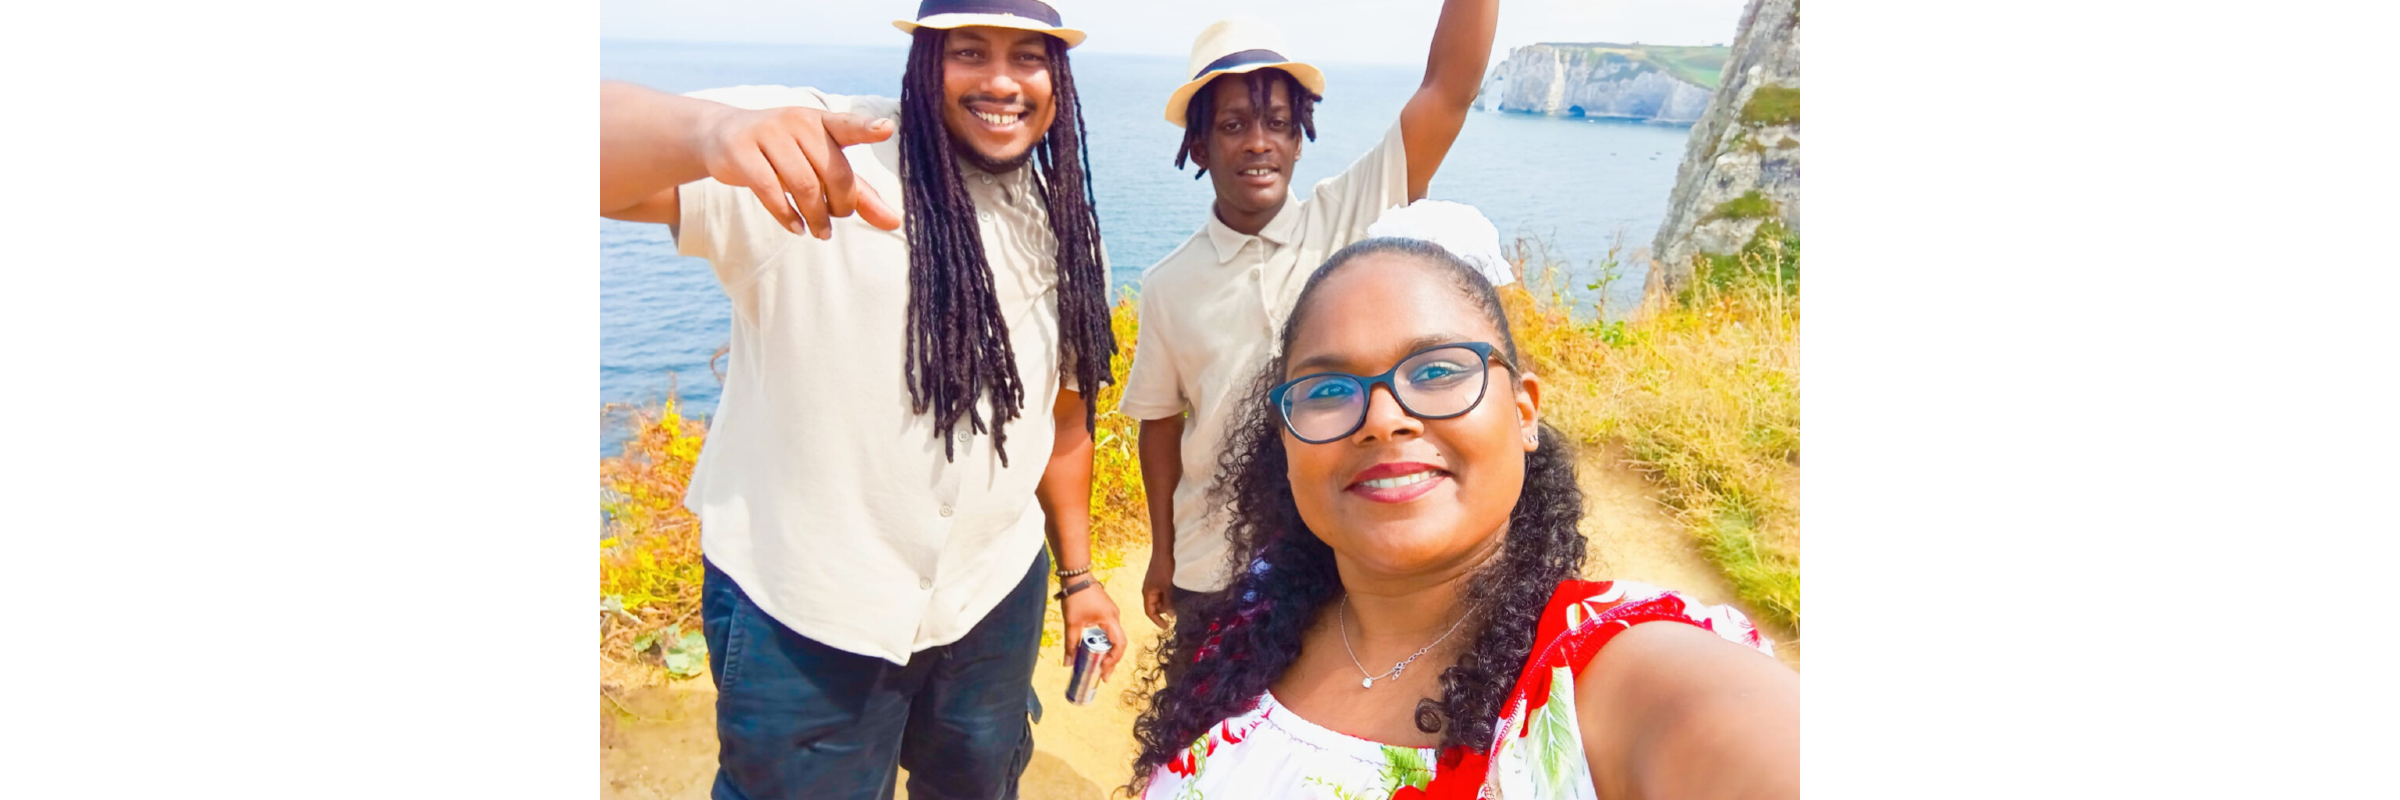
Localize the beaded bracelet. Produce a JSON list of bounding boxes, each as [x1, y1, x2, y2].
[[1054, 564, 1093, 579]]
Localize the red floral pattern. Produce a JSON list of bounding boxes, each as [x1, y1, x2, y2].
[[1141, 581, 1770, 800], [1418, 580, 1768, 799]]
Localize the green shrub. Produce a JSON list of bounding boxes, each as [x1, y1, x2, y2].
[[1707, 190, 1777, 222], [1740, 85, 1799, 127]]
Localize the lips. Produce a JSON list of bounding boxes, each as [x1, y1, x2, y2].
[[1347, 461, 1449, 504], [1234, 164, 1279, 185]]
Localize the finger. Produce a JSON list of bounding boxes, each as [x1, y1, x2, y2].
[[1144, 591, 1170, 630], [821, 112, 896, 148], [1059, 615, 1072, 667], [816, 113, 900, 230], [758, 138, 830, 240], [853, 180, 902, 231], [731, 151, 805, 236], [1100, 619, 1128, 681], [792, 117, 860, 222]]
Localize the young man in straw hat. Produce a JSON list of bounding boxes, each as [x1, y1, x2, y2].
[[1120, 2, 1501, 629], [598, 1, 1125, 796]]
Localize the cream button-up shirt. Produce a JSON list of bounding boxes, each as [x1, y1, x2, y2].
[[671, 85, 1069, 665], [1119, 120, 1411, 592]]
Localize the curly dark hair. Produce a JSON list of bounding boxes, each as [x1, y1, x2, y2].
[[1125, 238, 1588, 793], [898, 29, 1114, 466], [1172, 67, 1321, 179]]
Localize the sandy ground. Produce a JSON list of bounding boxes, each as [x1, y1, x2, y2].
[[600, 445, 1798, 799]]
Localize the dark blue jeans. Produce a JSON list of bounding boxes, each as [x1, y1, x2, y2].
[[700, 549, 1048, 800]]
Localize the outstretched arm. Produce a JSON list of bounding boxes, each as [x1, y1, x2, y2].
[[1397, 0, 1500, 201], [598, 80, 901, 236], [1577, 623, 1800, 800]]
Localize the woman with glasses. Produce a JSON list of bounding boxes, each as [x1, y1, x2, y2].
[[1125, 237, 1798, 799]]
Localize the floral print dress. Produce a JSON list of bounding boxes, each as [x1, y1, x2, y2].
[[1140, 581, 1776, 800]]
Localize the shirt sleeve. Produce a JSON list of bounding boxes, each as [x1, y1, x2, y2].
[[1117, 275, 1187, 421], [1301, 118, 1412, 245], [671, 87, 881, 325]]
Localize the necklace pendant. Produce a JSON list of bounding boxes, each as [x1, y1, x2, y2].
[[1362, 677, 1374, 689]]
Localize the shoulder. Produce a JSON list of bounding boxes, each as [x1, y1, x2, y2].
[[1536, 581, 1774, 659], [844, 94, 902, 120], [1137, 230, 1216, 295], [1145, 229, 1214, 279], [1523, 581, 1782, 735], [683, 84, 838, 111], [679, 87, 904, 133], [1492, 581, 1777, 736]]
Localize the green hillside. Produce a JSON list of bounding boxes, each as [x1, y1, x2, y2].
[[1541, 42, 1730, 91]]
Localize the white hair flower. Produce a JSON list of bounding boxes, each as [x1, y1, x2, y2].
[[1365, 199, 1514, 287]]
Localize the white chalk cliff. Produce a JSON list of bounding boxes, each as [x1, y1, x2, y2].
[[1474, 44, 1717, 124], [1645, 0, 1802, 299]]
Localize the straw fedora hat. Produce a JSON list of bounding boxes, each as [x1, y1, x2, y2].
[[1163, 18, 1327, 126], [893, 0, 1087, 49]]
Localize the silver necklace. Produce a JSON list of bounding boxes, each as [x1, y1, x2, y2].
[[1338, 594, 1478, 689]]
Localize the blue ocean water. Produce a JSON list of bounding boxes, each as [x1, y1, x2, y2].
[[600, 39, 1693, 447]]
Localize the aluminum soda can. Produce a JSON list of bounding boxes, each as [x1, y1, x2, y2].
[[1066, 625, 1112, 706]]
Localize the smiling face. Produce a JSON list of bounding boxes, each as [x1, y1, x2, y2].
[[1192, 74, 1303, 218], [1278, 253, 1543, 580], [937, 26, 1061, 171]]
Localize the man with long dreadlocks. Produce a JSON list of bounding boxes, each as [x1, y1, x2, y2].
[[1119, 3, 1501, 630], [597, 2, 1124, 797]]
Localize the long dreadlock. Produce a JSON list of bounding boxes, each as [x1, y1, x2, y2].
[[1172, 67, 1322, 179], [898, 29, 1115, 466]]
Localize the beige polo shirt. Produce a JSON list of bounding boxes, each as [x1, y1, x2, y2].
[[672, 85, 1070, 665], [1119, 120, 1411, 592]]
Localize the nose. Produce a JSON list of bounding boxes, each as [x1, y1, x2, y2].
[[1242, 121, 1275, 154], [980, 69, 1022, 102], [1352, 383, 1423, 443]]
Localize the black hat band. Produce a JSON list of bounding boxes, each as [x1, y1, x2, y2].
[[914, 0, 1063, 27]]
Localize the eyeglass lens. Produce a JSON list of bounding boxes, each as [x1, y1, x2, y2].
[[1279, 345, 1492, 442]]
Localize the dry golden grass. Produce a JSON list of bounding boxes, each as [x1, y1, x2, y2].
[[1501, 228, 1801, 632], [1080, 292, 1153, 571]]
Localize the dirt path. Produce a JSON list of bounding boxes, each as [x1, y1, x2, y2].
[[601, 451, 1796, 798], [1571, 442, 1800, 669]]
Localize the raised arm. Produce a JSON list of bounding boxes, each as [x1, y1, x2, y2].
[[1577, 623, 1800, 800], [1397, 0, 1500, 201], [598, 80, 902, 236]]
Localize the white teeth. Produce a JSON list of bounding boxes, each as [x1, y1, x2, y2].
[[1361, 471, 1437, 490], [973, 110, 1021, 126], [1243, 168, 1272, 176]]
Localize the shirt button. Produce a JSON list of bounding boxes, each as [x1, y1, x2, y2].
[[978, 173, 993, 184], [978, 211, 993, 223], [919, 577, 934, 590], [939, 505, 954, 517]]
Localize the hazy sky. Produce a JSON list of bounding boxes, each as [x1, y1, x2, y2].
[[600, 0, 1751, 66]]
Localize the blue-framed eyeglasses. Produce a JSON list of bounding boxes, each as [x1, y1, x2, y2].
[[1268, 342, 1516, 444]]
